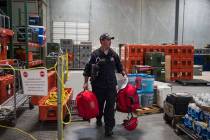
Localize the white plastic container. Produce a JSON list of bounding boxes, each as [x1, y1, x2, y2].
[[156, 85, 172, 108]]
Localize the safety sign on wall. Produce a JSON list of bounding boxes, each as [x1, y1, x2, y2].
[[20, 69, 48, 96]]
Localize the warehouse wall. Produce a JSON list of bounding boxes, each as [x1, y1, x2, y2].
[[140, 0, 210, 48], [180, 0, 210, 48], [50, 0, 141, 51], [50, 0, 210, 50], [140, 0, 175, 44]]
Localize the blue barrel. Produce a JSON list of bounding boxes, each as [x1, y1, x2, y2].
[[140, 74, 154, 93], [127, 74, 137, 86], [141, 93, 154, 107]]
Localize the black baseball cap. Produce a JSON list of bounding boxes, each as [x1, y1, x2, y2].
[[99, 33, 114, 40]]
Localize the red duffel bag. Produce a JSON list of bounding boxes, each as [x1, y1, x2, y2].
[[76, 90, 99, 120], [116, 84, 140, 113]]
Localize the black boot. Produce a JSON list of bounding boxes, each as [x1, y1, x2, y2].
[[105, 127, 113, 137], [96, 119, 102, 127]]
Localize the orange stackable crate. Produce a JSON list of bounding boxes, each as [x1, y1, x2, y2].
[[179, 45, 194, 58], [31, 96, 43, 105], [28, 52, 33, 62], [170, 68, 181, 81], [0, 48, 7, 60], [179, 68, 193, 80], [165, 45, 180, 57], [48, 71, 57, 91], [151, 44, 162, 52], [123, 57, 143, 70], [125, 45, 136, 57], [171, 57, 181, 69], [180, 58, 193, 69], [122, 44, 144, 58], [38, 88, 73, 121], [0, 74, 14, 104], [0, 59, 15, 65], [165, 46, 173, 55]]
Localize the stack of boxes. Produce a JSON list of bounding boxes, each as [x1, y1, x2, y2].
[[73, 44, 80, 69], [184, 103, 210, 140], [121, 44, 194, 81], [60, 39, 74, 68], [145, 52, 165, 81], [121, 45, 144, 73], [45, 43, 60, 69], [194, 48, 210, 71], [79, 42, 92, 68], [60, 40, 92, 69]]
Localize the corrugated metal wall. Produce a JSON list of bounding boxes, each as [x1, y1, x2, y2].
[[49, 0, 210, 50]]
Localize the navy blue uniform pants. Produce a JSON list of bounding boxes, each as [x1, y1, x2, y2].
[[92, 86, 117, 129]]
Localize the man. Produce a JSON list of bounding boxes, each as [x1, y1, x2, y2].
[[83, 33, 125, 137]]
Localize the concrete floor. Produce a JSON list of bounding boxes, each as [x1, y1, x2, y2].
[[0, 70, 210, 140]]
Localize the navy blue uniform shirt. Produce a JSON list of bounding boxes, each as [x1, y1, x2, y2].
[[83, 48, 123, 88]]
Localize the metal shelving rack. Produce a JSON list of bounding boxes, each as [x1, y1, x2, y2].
[[0, 0, 47, 126], [12, 0, 45, 68]]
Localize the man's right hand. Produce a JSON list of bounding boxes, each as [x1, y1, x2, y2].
[[83, 83, 89, 90]]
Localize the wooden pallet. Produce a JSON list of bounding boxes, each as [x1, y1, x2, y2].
[[175, 124, 202, 140], [135, 105, 162, 116]]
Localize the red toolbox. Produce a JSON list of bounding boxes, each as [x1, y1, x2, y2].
[[38, 88, 73, 121], [0, 74, 14, 104]]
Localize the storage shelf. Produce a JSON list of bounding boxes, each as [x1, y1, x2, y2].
[[14, 42, 45, 48], [0, 28, 14, 37], [29, 60, 43, 68], [0, 94, 28, 120]]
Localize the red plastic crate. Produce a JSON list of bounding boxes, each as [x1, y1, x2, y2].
[[123, 57, 144, 70], [0, 74, 14, 104], [31, 87, 57, 105], [171, 57, 181, 69], [31, 96, 43, 105], [0, 59, 16, 65], [180, 58, 193, 69], [179, 68, 193, 80], [39, 88, 73, 121], [122, 45, 144, 58], [0, 47, 7, 60], [179, 45, 194, 58], [48, 71, 57, 91], [165, 45, 180, 57], [170, 68, 181, 81]]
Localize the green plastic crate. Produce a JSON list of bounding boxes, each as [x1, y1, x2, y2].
[[153, 67, 165, 81], [145, 52, 165, 67]]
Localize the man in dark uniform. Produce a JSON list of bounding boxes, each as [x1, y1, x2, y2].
[[83, 33, 125, 137]]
